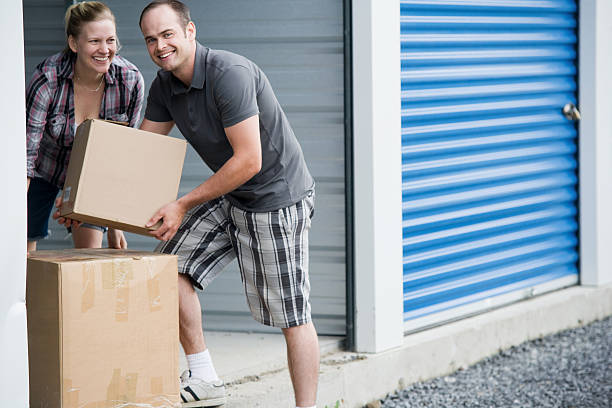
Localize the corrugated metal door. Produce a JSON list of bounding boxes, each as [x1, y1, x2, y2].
[[27, 1, 346, 335], [400, 0, 579, 332]]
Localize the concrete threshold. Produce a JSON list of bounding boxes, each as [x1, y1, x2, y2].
[[193, 284, 612, 408]]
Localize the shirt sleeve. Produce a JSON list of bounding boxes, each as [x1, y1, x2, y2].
[[144, 75, 173, 122], [25, 68, 54, 178], [213, 65, 260, 128], [127, 70, 145, 128]]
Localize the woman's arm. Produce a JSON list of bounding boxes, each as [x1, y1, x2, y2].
[[25, 69, 53, 178], [127, 71, 146, 128]]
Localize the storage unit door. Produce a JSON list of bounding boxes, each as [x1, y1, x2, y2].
[[400, 0, 579, 332], [28, 1, 347, 335]]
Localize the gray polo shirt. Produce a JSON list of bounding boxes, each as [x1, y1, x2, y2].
[[145, 42, 314, 212]]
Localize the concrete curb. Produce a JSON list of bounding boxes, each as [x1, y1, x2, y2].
[[225, 284, 612, 407]]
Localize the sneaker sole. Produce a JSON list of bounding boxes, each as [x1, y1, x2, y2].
[[181, 396, 226, 407]]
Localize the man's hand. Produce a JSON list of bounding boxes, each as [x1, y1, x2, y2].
[[147, 200, 187, 242], [52, 196, 82, 229], [107, 228, 127, 249]]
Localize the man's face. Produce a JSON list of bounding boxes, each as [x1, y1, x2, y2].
[[140, 5, 195, 73]]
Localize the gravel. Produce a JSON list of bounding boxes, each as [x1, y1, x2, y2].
[[375, 316, 612, 408]]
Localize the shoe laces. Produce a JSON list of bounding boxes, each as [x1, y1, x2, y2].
[[180, 369, 224, 388]]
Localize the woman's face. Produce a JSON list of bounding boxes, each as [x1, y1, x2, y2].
[[69, 19, 117, 75]]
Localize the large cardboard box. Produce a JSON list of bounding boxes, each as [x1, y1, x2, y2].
[[26, 249, 180, 408], [60, 119, 187, 235]]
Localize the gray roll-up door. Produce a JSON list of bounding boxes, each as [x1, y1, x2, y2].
[[23, 1, 66, 79], [27, 1, 346, 335], [400, 0, 579, 332]]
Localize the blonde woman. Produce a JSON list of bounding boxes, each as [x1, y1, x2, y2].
[[26, 1, 144, 252]]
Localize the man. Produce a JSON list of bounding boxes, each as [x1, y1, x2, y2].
[[138, 1, 319, 407]]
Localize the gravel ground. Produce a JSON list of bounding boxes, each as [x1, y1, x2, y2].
[[376, 316, 612, 408]]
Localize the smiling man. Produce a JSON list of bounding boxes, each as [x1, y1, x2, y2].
[[138, 1, 319, 407]]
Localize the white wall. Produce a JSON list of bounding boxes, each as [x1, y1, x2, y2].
[[0, 0, 28, 406], [352, 0, 404, 353], [579, 0, 612, 286]]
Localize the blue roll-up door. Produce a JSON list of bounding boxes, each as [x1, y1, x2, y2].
[[401, 0, 579, 332]]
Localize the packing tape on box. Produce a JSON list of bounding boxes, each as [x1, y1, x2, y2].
[[107, 368, 138, 403], [145, 257, 162, 313], [105, 369, 180, 408], [81, 262, 96, 313], [79, 256, 163, 321], [77, 398, 179, 407], [63, 379, 80, 408], [64, 373, 179, 408], [102, 259, 134, 289], [102, 259, 134, 322], [150, 377, 164, 395]]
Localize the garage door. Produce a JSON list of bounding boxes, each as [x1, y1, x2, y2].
[[25, 0, 347, 335], [400, 0, 579, 332]]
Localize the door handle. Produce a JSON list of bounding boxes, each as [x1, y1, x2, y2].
[[562, 103, 581, 121]]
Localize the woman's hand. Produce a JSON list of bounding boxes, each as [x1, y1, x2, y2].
[[107, 228, 127, 249], [52, 196, 82, 228]]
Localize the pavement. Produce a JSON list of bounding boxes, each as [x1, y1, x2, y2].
[[180, 331, 343, 386], [196, 284, 612, 408]]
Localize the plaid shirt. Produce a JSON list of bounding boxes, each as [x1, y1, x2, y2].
[[26, 51, 145, 187]]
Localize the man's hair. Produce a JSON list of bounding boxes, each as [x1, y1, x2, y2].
[[64, 1, 119, 53], [139, 0, 191, 30]]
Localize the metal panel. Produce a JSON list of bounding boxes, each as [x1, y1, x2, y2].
[[23, 1, 67, 79], [28, 1, 346, 335], [400, 0, 579, 331]]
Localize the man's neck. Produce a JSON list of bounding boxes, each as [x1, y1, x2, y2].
[[173, 45, 197, 87]]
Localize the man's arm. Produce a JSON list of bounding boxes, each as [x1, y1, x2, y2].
[[140, 118, 175, 135], [147, 114, 262, 241]]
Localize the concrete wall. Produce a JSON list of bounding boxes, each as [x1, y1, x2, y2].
[[579, 0, 612, 286], [0, 0, 29, 406], [352, 0, 404, 353]]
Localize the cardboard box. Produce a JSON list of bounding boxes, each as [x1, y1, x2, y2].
[[26, 249, 180, 408], [60, 119, 187, 235]]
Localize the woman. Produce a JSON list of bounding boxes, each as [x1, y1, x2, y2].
[[26, 1, 144, 252]]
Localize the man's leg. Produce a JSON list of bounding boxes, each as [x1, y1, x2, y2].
[[178, 274, 207, 354], [229, 192, 318, 406], [176, 271, 226, 407], [178, 274, 223, 387], [282, 322, 319, 407], [155, 199, 235, 405]]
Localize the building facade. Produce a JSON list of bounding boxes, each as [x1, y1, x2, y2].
[[2, 1, 612, 405]]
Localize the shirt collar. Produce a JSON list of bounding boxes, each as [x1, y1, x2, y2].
[[170, 42, 208, 95], [60, 51, 116, 85]]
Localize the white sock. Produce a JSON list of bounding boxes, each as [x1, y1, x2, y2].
[[186, 349, 220, 383], [296, 406, 316, 408]]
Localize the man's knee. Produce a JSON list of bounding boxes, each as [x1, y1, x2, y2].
[[178, 273, 197, 294], [282, 321, 316, 338]]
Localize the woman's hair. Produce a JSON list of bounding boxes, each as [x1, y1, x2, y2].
[[64, 1, 119, 53]]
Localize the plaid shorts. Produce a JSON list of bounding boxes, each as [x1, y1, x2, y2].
[[156, 192, 314, 328]]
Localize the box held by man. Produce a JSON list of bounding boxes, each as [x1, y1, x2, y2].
[[59, 119, 187, 235]]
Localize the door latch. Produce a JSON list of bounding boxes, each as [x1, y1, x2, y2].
[[562, 103, 581, 121]]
